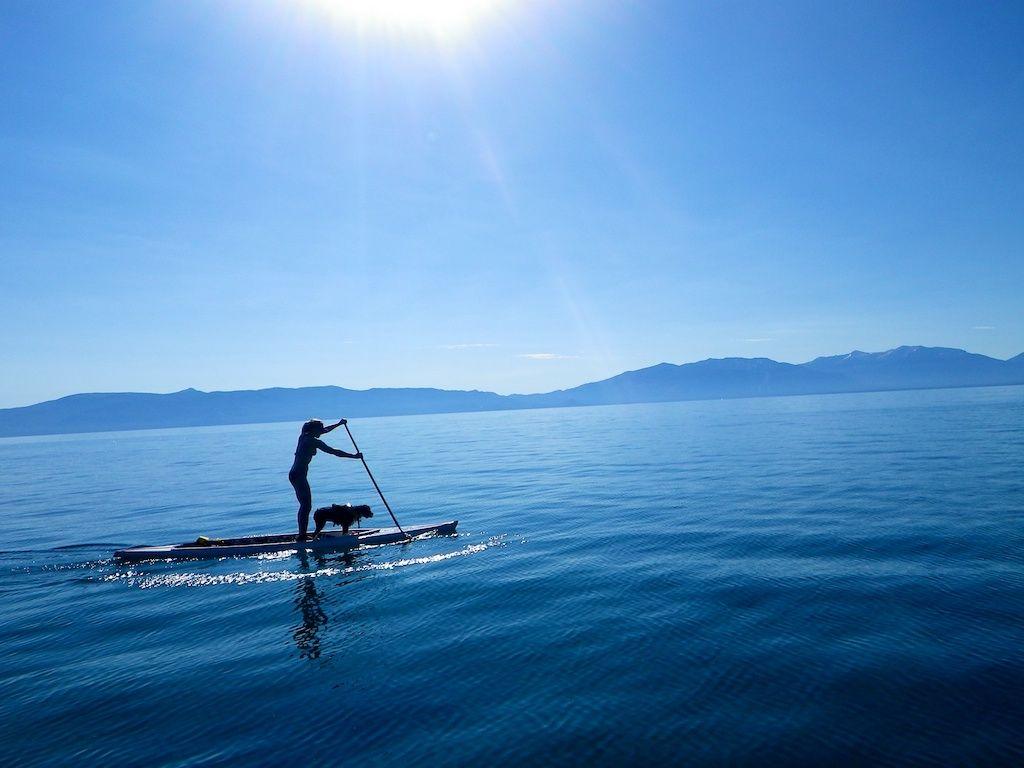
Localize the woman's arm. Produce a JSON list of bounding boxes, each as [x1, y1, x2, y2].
[[321, 419, 347, 434], [314, 439, 361, 460]]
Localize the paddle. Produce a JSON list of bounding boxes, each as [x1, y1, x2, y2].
[[341, 421, 410, 539]]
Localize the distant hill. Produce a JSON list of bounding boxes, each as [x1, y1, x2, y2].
[[1, 346, 1022, 437], [0, 386, 512, 438], [527, 357, 847, 407], [802, 346, 1024, 390]]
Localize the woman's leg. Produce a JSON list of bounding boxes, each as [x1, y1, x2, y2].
[[290, 472, 313, 540]]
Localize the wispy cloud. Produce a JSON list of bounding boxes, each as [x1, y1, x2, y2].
[[439, 343, 498, 350], [518, 353, 578, 360], [743, 338, 772, 343], [972, 326, 995, 331]]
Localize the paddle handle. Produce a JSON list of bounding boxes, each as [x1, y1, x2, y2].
[[343, 422, 408, 537]]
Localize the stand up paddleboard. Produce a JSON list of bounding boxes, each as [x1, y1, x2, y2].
[[114, 521, 458, 562], [115, 422, 455, 562]]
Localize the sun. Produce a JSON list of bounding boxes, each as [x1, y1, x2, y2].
[[306, 0, 504, 38]]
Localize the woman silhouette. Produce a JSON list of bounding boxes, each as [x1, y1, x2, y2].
[[289, 419, 362, 541]]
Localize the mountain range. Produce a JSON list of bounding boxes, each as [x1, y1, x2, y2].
[[2, 346, 1022, 437]]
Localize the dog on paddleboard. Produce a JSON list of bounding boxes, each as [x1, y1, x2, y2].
[[312, 503, 374, 537]]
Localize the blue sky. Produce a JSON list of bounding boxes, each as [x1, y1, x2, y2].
[[2, 0, 1022, 407]]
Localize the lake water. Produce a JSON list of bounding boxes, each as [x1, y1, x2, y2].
[[2, 387, 1023, 766]]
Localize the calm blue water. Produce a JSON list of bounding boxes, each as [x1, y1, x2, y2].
[[2, 387, 1023, 766]]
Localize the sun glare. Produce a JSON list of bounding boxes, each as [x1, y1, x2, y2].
[[307, 0, 504, 38]]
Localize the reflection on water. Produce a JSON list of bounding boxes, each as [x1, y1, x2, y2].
[[292, 549, 359, 661], [293, 574, 327, 660]]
